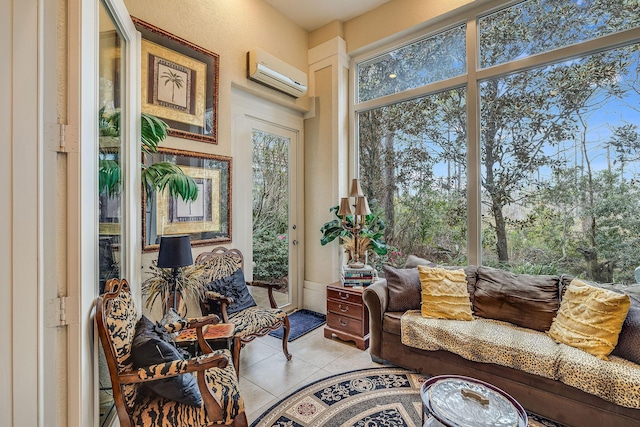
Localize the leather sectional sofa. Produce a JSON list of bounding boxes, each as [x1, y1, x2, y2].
[[362, 257, 640, 427]]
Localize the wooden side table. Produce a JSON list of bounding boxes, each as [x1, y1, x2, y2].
[[175, 323, 235, 358], [324, 281, 370, 350]]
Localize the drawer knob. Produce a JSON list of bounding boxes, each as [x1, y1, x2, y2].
[[339, 292, 349, 300], [339, 304, 349, 312], [339, 318, 349, 326]]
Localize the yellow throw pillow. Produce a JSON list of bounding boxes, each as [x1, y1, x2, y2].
[[418, 266, 473, 321], [548, 278, 630, 360]]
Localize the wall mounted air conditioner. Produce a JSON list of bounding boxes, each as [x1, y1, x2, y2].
[[247, 48, 308, 98]]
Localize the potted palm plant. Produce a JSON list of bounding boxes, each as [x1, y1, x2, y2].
[[141, 260, 207, 316]]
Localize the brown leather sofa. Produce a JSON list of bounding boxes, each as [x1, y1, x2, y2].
[[362, 261, 640, 427]]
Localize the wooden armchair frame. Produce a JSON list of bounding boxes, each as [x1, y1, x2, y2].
[[96, 278, 247, 427], [196, 247, 292, 375]]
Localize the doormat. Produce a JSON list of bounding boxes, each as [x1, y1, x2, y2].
[[269, 309, 326, 341]]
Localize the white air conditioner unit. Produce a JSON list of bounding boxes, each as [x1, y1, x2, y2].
[[247, 48, 308, 98]]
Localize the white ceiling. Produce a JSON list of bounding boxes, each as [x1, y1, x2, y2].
[[264, 0, 391, 31]]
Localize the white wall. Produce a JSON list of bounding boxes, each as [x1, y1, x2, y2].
[[1, 0, 44, 425]]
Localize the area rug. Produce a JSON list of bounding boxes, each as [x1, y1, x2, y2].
[[250, 367, 566, 427], [269, 309, 326, 341]]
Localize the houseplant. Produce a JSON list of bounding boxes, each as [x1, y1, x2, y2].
[[320, 202, 388, 265], [141, 260, 207, 316], [99, 109, 199, 202]]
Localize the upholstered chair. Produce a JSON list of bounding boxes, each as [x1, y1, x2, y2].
[[96, 278, 247, 427], [196, 247, 292, 375]]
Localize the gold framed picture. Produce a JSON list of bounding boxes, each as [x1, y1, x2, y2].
[[133, 17, 219, 144], [141, 39, 206, 128], [143, 148, 232, 251]]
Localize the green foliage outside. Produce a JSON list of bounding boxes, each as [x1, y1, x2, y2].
[[357, 0, 640, 283], [252, 131, 289, 284], [252, 228, 289, 283]]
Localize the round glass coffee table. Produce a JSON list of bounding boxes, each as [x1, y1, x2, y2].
[[420, 375, 528, 427]]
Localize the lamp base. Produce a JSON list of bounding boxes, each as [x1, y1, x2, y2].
[[347, 261, 366, 269]]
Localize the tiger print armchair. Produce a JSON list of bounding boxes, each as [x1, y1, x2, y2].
[[196, 247, 292, 375], [96, 278, 247, 427]]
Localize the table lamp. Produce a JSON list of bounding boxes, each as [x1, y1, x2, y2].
[[157, 235, 193, 312], [338, 178, 371, 268]]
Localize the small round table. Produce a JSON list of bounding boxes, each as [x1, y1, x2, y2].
[[420, 375, 528, 427]]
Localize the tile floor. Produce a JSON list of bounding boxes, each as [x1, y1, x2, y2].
[[239, 326, 383, 423]]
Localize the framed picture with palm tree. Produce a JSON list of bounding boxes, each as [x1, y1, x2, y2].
[[133, 16, 219, 144], [142, 147, 232, 252]]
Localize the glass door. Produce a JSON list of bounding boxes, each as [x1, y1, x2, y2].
[[96, 0, 139, 424], [97, 3, 124, 423], [251, 122, 299, 311]]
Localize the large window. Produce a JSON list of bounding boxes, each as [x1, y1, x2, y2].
[[356, 0, 640, 283], [357, 25, 466, 102], [358, 89, 468, 265]]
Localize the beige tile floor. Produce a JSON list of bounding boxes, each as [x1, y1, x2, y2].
[[238, 326, 383, 423]]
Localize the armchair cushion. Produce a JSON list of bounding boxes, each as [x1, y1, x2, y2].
[[131, 349, 244, 426], [204, 268, 256, 315], [131, 316, 202, 407], [229, 306, 287, 338]]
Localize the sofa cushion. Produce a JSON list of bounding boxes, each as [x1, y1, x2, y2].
[[610, 285, 640, 364], [401, 310, 640, 410], [384, 265, 421, 312], [403, 255, 478, 306], [557, 343, 640, 409], [382, 311, 404, 336], [404, 255, 437, 269], [401, 311, 560, 380], [473, 266, 560, 331], [419, 266, 473, 320], [548, 279, 630, 360], [584, 282, 640, 364]]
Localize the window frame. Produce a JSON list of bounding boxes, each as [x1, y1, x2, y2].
[[350, 0, 640, 266]]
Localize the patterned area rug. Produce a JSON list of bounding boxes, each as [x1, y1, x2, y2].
[[269, 309, 326, 341], [250, 367, 565, 427]]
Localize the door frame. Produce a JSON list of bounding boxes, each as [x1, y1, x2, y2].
[[68, 0, 140, 425], [231, 88, 304, 311]]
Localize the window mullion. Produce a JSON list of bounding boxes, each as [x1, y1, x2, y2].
[[477, 26, 640, 83], [466, 16, 481, 266]]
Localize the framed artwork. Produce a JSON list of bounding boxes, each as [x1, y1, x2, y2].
[[132, 17, 219, 144], [143, 148, 232, 251]]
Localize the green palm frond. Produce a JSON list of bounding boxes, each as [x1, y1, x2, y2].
[[99, 110, 198, 203], [141, 113, 169, 154], [99, 159, 121, 197], [142, 161, 199, 201]]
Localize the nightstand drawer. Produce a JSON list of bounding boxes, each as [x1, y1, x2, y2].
[[327, 287, 361, 304], [327, 299, 363, 320], [327, 312, 363, 336]]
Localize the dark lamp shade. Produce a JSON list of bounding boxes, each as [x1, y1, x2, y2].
[[157, 235, 193, 269]]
